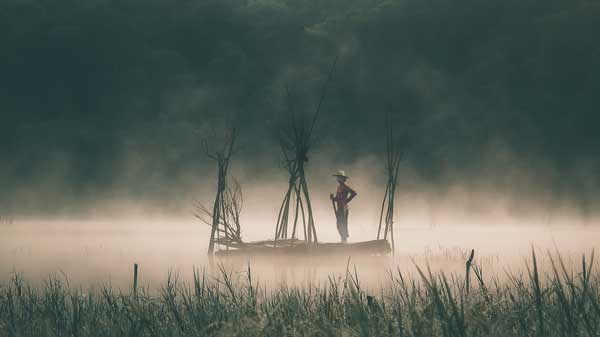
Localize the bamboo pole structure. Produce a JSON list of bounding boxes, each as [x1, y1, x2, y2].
[[376, 113, 403, 253], [202, 127, 239, 255], [274, 56, 338, 245], [274, 117, 315, 243]]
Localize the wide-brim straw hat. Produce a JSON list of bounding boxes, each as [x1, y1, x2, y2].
[[332, 170, 349, 179]]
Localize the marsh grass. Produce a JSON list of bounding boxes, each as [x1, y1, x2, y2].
[[1, 250, 599, 337]]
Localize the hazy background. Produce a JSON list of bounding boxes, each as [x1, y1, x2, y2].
[[1, 0, 599, 220], [0, 0, 599, 286]]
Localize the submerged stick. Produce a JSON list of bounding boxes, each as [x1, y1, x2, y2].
[[465, 249, 475, 294], [133, 263, 138, 299]]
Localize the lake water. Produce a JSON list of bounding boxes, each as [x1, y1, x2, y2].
[[1, 218, 599, 291]]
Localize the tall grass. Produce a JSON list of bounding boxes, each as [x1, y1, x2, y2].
[[1, 251, 599, 337]]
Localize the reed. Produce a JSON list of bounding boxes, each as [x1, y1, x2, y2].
[[1, 251, 599, 337]]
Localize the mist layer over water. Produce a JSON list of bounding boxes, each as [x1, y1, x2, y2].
[[2, 217, 599, 292]]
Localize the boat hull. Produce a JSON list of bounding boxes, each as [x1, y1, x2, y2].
[[214, 239, 391, 258]]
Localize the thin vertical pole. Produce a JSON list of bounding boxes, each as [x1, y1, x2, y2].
[[299, 190, 307, 241], [465, 249, 475, 294], [291, 182, 302, 239], [274, 186, 292, 243], [133, 263, 138, 299], [208, 172, 223, 255], [277, 192, 291, 239], [384, 185, 392, 240], [377, 184, 389, 240]]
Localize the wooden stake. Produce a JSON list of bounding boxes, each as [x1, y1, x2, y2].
[[133, 263, 138, 299], [465, 249, 475, 294]]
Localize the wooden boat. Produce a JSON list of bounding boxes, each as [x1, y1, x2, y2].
[[213, 238, 391, 258]]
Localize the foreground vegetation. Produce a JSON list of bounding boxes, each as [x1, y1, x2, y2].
[[1, 251, 599, 337]]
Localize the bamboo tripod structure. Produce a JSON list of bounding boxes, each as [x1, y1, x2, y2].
[[205, 128, 237, 255], [274, 56, 338, 245], [377, 114, 403, 253]]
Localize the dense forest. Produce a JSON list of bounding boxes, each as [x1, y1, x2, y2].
[[1, 0, 599, 214]]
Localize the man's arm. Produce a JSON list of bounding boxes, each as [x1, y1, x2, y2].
[[346, 185, 357, 203]]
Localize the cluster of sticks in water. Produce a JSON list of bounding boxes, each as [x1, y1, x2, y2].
[[1, 250, 599, 336]]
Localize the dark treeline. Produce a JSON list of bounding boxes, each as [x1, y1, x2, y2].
[[0, 0, 599, 215]]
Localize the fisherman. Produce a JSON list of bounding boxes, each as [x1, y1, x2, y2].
[[330, 170, 357, 243]]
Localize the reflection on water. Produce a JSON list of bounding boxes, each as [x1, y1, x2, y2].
[[1, 219, 599, 291]]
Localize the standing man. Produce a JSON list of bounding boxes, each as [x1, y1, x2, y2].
[[330, 170, 357, 243]]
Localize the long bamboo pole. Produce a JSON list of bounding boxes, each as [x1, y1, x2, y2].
[[278, 193, 292, 239], [274, 184, 292, 242], [299, 168, 317, 243], [208, 187, 222, 254], [291, 180, 302, 239], [377, 183, 389, 240], [298, 188, 307, 241]]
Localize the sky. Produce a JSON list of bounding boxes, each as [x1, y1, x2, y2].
[[1, 0, 599, 221]]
